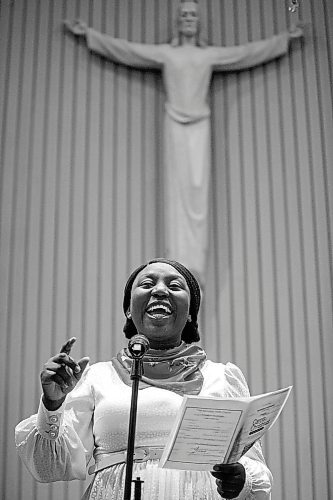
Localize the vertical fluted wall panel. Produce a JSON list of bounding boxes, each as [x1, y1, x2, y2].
[[0, 1, 332, 499]]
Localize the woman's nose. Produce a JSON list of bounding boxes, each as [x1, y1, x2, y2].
[[152, 283, 168, 296]]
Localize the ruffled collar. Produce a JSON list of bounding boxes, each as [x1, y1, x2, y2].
[[112, 342, 207, 395]]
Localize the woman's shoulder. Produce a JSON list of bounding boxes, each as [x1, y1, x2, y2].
[[201, 360, 250, 397], [202, 359, 242, 374]]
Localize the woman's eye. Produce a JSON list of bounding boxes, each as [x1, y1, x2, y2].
[[140, 280, 154, 288], [169, 282, 182, 290]]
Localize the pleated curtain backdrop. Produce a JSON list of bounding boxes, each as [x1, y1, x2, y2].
[[0, 1, 332, 499]]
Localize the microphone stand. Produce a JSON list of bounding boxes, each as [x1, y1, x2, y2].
[[123, 353, 144, 500]]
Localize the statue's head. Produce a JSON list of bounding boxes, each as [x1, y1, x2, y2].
[[171, 1, 207, 47]]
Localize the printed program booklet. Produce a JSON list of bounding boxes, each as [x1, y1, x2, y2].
[[159, 386, 292, 471]]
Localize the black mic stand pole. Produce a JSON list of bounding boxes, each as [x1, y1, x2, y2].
[[123, 355, 144, 500]]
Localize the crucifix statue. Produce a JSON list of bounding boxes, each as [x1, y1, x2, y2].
[[64, 1, 303, 284]]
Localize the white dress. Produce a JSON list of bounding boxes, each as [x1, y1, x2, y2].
[[15, 359, 272, 499], [82, 30, 290, 281]]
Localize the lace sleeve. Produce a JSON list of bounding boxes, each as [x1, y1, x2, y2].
[[15, 366, 95, 483]]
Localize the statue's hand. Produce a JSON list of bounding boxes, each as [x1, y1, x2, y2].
[[289, 21, 308, 39], [63, 19, 88, 36]]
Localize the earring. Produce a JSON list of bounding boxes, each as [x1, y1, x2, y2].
[[126, 311, 132, 319], [187, 314, 192, 322]]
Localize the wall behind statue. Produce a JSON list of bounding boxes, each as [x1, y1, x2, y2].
[[0, 1, 332, 499]]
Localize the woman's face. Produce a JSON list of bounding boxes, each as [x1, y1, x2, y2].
[[178, 2, 199, 38], [129, 262, 191, 349]]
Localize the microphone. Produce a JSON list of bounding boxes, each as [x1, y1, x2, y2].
[[128, 334, 150, 359]]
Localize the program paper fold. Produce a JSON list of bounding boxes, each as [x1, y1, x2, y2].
[[159, 386, 292, 471]]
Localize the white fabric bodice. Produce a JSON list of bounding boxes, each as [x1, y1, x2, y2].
[[91, 362, 183, 458], [82, 359, 246, 458]]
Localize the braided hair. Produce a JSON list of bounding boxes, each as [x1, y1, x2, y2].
[[123, 258, 201, 343]]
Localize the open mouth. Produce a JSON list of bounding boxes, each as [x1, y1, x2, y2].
[[146, 303, 172, 319]]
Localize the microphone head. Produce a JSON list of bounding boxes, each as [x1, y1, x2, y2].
[[128, 334, 150, 358]]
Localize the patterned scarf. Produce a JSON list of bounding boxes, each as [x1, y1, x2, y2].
[[112, 342, 207, 395]]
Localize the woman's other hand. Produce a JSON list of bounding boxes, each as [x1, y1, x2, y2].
[[40, 337, 89, 410], [211, 462, 246, 499]]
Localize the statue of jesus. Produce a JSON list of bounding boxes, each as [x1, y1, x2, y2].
[[64, 1, 303, 283]]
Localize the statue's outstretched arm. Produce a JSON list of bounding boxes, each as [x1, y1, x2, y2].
[[211, 25, 304, 73], [63, 19, 163, 70]]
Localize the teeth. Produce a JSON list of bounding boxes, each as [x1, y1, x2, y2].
[[147, 304, 171, 314]]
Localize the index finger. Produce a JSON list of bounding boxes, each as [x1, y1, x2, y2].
[[60, 337, 77, 354]]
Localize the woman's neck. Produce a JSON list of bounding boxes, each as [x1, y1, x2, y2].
[[148, 339, 182, 351]]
